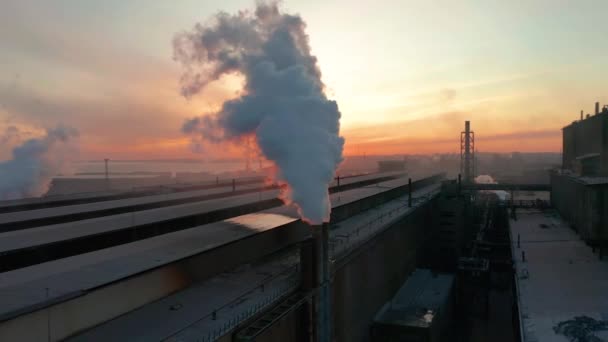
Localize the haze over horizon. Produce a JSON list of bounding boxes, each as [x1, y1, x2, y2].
[[1, 0, 607, 161]]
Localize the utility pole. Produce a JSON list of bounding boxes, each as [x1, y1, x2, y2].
[[314, 223, 331, 342], [104, 159, 110, 180], [104, 158, 110, 190], [408, 178, 412, 207]]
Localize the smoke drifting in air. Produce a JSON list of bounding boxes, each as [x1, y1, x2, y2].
[[0, 125, 79, 200], [475, 174, 510, 201], [174, 2, 344, 224]]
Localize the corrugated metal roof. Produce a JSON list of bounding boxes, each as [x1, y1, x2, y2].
[[374, 269, 454, 328]]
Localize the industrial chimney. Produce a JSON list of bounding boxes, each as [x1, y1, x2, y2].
[[596, 102, 600, 115], [581, 110, 584, 121]]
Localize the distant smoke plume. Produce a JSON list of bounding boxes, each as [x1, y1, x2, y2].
[[174, 2, 344, 224], [0, 125, 79, 200], [475, 175, 510, 201]]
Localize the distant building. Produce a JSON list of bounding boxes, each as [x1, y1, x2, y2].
[[552, 101, 608, 244], [562, 102, 608, 176]]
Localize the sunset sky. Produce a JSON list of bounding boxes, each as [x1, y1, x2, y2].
[[1, 0, 607, 160]]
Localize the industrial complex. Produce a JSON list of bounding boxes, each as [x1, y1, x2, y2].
[[0, 104, 607, 342]]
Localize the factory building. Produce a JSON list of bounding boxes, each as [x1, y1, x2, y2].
[[552, 101, 608, 245], [562, 102, 608, 176]]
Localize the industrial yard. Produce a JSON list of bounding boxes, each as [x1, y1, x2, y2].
[[2, 1, 607, 341]]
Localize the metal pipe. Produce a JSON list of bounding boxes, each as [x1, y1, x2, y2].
[[408, 178, 412, 207], [321, 222, 331, 342], [517, 234, 520, 248], [104, 158, 109, 181], [311, 223, 331, 342]]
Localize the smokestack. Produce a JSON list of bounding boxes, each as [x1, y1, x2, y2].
[[596, 102, 600, 115], [175, 3, 344, 224], [581, 110, 584, 121], [309, 223, 331, 342], [408, 178, 412, 207]]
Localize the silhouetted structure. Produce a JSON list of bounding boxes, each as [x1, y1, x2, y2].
[[552, 101, 608, 247], [562, 101, 608, 176], [460, 121, 475, 183]]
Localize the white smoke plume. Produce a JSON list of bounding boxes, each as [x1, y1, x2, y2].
[[0, 125, 79, 200], [175, 2, 344, 224], [475, 174, 510, 201]]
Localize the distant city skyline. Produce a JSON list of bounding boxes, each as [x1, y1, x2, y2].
[[1, 0, 607, 160]]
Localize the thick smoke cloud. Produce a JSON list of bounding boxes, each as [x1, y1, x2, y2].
[[0, 125, 79, 200], [174, 2, 344, 224]]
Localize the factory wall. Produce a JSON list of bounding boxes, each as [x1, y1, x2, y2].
[[551, 173, 608, 241], [331, 200, 436, 342], [249, 306, 308, 342], [562, 113, 608, 175], [254, 197, 438, 342]]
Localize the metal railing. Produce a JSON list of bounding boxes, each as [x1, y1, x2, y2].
[[166, 265, 301, 342], [506, 199, 550, 208], [198, 274, 300, 342], [191, 184, 443, 341], [330, 190, 440, 259]]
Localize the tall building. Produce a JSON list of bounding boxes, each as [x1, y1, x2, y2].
[[562, 101, 608, 176], [552, 101, 608, 244]]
